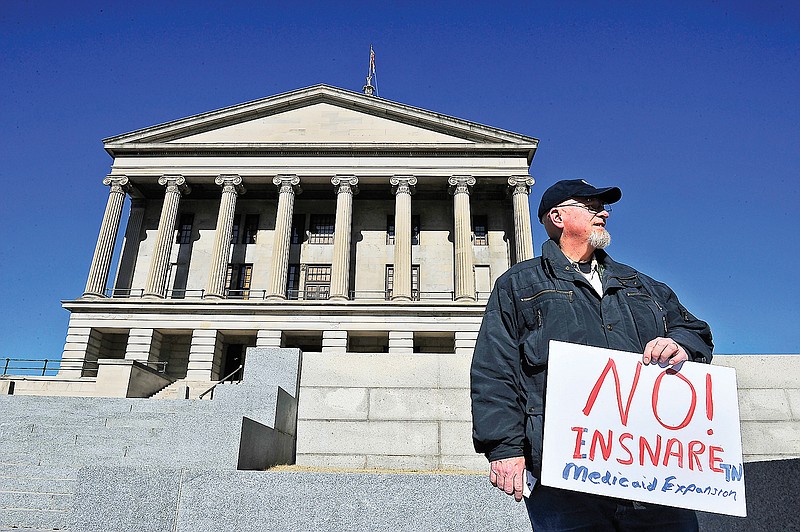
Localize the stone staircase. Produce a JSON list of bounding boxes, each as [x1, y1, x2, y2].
[[148, 379, 215, 400], [0, 348, 302, 531], [0, 464, 76, 530]]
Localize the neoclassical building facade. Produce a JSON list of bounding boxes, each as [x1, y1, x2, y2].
[[60, 85, 539, 389]]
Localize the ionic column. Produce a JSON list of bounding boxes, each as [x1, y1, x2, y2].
[[329, 175, 359, 301], [113, 198, 145, 293], [390, 176, 417, 301], [143, 176, 190, 298], [449, 175, 477, 302], [508, 175, 535, 262], [205, 175, 245, 299], [267, 175, 301, 300], [83, 176, 131, 297]]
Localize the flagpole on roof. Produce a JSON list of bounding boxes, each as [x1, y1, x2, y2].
[[363, 45, 378, 96]]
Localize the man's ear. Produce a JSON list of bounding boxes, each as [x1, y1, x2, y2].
[[550, 209, 565, 229]]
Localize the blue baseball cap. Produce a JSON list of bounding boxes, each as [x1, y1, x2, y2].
[[537, 179, 622, 222]]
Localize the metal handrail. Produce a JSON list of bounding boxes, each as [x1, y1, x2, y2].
[[98, 288, 486, 302], [2, 358, 96, 376], [145, 361, 168, 373], [198, 364, 244, 399]]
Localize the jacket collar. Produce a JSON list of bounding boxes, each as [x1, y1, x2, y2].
[[541, 239, 640, 290]]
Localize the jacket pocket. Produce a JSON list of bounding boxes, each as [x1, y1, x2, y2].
[[625, 291, 667, 345], [518, 289, 575, 366]]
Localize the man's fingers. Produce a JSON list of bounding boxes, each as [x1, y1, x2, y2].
[[644, 337, 686, 365], [488, 457, 526, 499], [513, 469, 524, 501]]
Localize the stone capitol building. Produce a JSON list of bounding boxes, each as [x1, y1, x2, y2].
[[63, 84, 538, 393]]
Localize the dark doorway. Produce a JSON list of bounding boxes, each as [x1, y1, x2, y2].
[[222, 344, 245, 381]]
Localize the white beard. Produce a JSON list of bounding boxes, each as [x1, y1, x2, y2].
[[589, 228, 611, 249]]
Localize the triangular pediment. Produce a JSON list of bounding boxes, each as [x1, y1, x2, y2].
[[103, 85, 538, 155], [164, 102, 475, 144]]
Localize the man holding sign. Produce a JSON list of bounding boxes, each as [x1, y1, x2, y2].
[[471, 179, 714, 531]]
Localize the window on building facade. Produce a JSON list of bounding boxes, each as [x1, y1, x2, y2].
[[385, 264, 420, 300], [176, 213, 194, 244], [286, 264, 301, 300], [308, 214, 335, 244], [304, 265, 331, 300], [243, 214, 259, 244], [225, 263, 253, 299], [231, 215, 240, 244], [386, 215, 421, 245], [290, 214, 306, 245], [472, 215, 488, 246]]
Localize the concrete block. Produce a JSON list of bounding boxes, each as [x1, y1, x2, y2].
[[437, 354, 471, 388], [298, 387, 369, 420], [368, 388, 470, 421], [454, 330, 480, 341], [713, 355, 800, 389], [301, 353, 440, 388], [738, 389, 792, 421], [171, 470, 532, 531], [439, 421, 477, 455], [0, 508, 70, 530], [65, 327, 93, 336], [0, 491, 71, 511], [440, 453, 487, 472], [786, 389, 800, 420], [296, 420, 438, 455], [741, 421, 800, 454], [72, 467, 181, 532], [323, 330, 348, 340], [388, 331, 414, 354], [365, 454, 438, 470], [0, 380, 14, 394], [295, 453, 367, 469], [256, 330, 282, 348]]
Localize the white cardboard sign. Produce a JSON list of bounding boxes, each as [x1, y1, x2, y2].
[[541, 341, 746, 517]]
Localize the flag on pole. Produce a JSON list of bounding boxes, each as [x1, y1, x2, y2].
[[369, 45, 376, 77]]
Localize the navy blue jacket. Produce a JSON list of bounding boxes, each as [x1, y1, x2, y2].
[[470, 239, 713, 475]]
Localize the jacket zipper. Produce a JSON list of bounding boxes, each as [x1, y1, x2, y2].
[[520, 289, 574, 303]]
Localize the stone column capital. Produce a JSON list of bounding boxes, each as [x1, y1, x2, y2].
[[508, 175, 535, 195], [448, 175, 476, 195], [331, 175, 359, 195], [215, 174, 246, 195], [273, 174, 302, 195], [158, 175, 191, 195], [390, 175, 417, 195], [102, 176, 132, 194]]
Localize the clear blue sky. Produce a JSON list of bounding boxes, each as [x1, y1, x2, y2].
[[1, 1, 798, 358]]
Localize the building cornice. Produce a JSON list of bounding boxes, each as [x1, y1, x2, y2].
[[61, 298, 488, 317], [103, 142, 537, 163]]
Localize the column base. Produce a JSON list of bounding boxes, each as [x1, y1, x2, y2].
[[391, 295, 412, 302], [204, 293, 224, 300], [455, 295, 477, 303], [142, 292, 165, 300], [266, 294, 287, 302], [328, 295, 349, 302], [81, 292, 106, 299]]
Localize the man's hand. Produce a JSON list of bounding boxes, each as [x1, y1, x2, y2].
[[489, 456, 526, 502], [643, 337, 688, 366]]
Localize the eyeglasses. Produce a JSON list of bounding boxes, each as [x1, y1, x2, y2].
[[555, 202, 612, 215]]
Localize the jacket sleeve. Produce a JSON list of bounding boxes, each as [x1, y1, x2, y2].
[[651, 280, 714, 364], [470, 281, 526, 462]]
